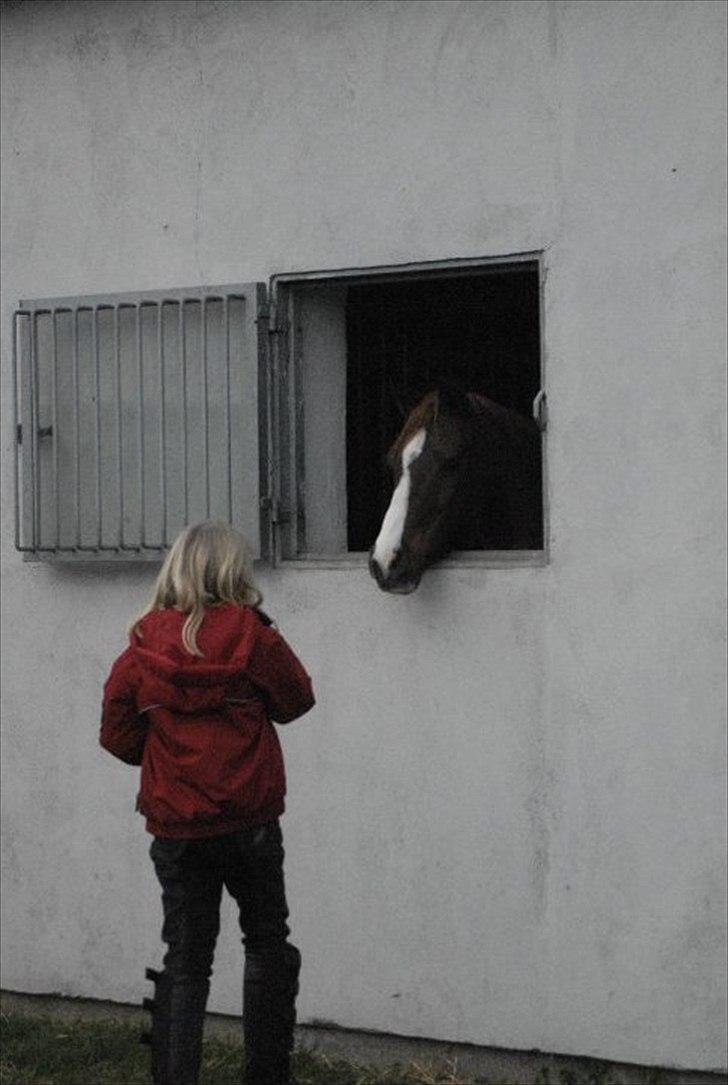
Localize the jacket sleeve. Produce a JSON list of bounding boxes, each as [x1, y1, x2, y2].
[[100, 647, 148, 765], [245, 621, 315, 725]]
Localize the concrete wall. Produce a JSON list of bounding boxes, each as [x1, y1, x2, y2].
[[1, 0, 726, 1072]]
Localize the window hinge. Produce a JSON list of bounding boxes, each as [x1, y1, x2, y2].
[[16, 424, 53, 442], [255, 304, 284, 331], [532, 390, 547, 431], [260, 496, 290, 525], [256, 299, 285, 337]]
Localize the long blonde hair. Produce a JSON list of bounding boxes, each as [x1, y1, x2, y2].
[[131, 521, 262, 656]]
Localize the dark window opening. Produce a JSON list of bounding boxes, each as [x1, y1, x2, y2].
[[345, 266, 543, 553]]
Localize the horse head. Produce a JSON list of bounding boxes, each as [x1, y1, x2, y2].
[[369, 387, 541, 593]]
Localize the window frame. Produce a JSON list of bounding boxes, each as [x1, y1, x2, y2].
[[268, 251, 549, 569]]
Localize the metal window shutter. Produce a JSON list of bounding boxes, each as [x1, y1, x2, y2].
[[13, 283, 268, 560]]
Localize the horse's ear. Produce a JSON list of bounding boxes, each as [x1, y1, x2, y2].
[[435, 384, 474, 418]]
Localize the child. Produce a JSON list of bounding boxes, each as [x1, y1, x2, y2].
[[100, 521, 315, 1085]]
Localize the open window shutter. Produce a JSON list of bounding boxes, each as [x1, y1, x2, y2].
[[13, 282, 269, 560]]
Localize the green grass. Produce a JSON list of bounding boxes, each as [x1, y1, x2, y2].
[[0, 1013, 474, 1085], [0, 1012, 668, 1085]]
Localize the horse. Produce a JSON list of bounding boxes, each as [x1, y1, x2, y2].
[[368, 387, 542, 593]]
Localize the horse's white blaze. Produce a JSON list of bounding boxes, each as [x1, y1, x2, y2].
[[372, 428, 426, 574]]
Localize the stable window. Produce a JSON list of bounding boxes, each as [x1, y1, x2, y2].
[[14, 256, 545, 564], [272, 255, 545, 563]]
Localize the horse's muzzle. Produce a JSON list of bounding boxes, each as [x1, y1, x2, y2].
[[368, 554, 420, 594]]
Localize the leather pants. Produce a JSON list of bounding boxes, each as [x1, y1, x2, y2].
[[144, 821, 300, 1085]]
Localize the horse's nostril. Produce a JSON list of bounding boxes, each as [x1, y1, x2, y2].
[[368, 555, 384, 585]]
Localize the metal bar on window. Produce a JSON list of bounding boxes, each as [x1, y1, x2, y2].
[[75, 309, 97, 552], [93, 307, 102, 549], [92, 306, 122, 553], [13, 312, 24, 551], [114, 306, 124, 549], [30, 312, 41, 551], [202, 297, 210, 518], [180, 301, 188, 527], [118, 304, 144, 552], [259, 290, 276, 562], [73, 309, 81, 549], [137, 304, 146, 547], [158, 303, 167, 546], [51, 310, 60, 550], [224, 296, 232, 522]]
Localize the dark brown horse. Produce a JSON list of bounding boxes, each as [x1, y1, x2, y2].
[[369, 388, 542, 593]]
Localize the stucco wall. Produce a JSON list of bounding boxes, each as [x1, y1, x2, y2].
[[1, 0, 726, 1072]]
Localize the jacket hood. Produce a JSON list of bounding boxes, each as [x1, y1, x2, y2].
[[131, 604, 263, 714]]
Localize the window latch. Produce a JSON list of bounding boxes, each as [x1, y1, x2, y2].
[[532, 390, 547, 431], [16, 425, 53, 443], [260, 496, 290, 525]]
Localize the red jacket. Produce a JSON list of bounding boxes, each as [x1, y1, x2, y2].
[[100, 604, 315, 838]]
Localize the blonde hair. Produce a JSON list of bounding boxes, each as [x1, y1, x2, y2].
[[131, 521, 262, 656]]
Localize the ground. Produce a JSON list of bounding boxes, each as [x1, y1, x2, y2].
[[0, 1011, 676, 1085]]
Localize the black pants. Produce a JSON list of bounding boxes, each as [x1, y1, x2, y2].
[[148, 820, 300, 1085]]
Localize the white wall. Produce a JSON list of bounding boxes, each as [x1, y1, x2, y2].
[[1, 0, 726, 1072]]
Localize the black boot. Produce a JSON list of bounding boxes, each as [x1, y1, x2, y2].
[[141, 968, 171, 1085], [142, 967, 210, 1085], [243, 943, 301, 1085]]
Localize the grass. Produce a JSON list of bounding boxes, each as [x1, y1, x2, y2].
[[0, 1011, 669, 1085]]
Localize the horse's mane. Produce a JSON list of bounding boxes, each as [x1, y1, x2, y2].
[[389, 391, 438, 462], [390, 388, 537, 466]]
